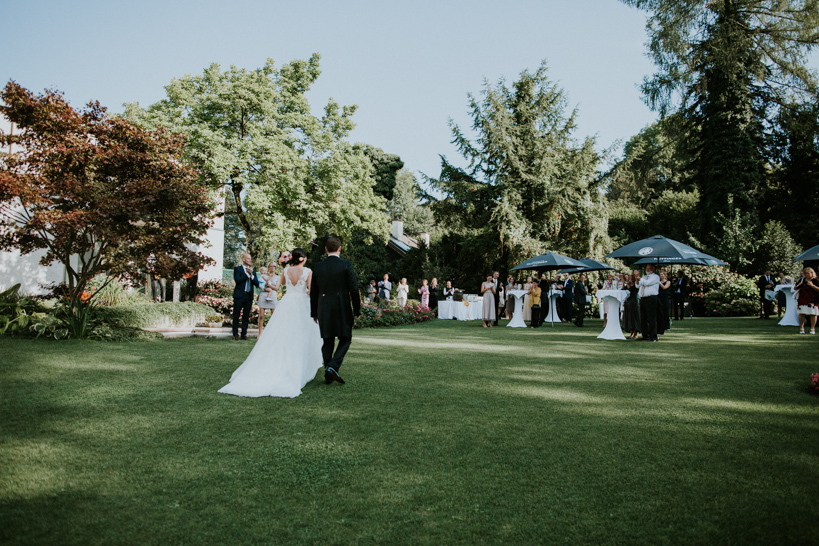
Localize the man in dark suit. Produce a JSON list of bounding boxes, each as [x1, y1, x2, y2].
[[310, 237, 361, 385], [562, 273, 574, 323], [756, 269, 775, 319], [672, 270, 688, 321], [573, 273, 587, 327], [232, 252, 261, 340]]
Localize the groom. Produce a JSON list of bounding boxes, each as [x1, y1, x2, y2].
[[310, 236, 361, 385]]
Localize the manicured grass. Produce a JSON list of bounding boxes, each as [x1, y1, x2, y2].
[[1, 317, 817, 544]]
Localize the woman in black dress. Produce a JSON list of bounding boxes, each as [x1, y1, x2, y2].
[[429, 278, 439, 310], [622, 270, 641, 339], [657, 270, 671, 335]]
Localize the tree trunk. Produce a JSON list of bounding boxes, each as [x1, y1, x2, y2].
[[230, 182, 259, 261]]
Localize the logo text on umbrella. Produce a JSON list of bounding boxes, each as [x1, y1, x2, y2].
[[638, 247, 654, 256]]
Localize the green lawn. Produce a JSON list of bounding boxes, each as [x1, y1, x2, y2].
[[1, 317, 817, 545]]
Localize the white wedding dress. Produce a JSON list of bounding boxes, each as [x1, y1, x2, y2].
[[218, 266, 323, 398]]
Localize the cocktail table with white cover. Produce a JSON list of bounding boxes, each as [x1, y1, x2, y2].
[[543, 288, 563, 323], [437, 299, 484, 321], [595, 289, 629, 340], [506, 289, 529, 328], [774, 284, 799, 327]]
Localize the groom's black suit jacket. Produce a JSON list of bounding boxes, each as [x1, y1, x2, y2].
[[310, 255, 361, 339]]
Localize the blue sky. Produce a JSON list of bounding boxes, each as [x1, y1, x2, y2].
[[5, 1, 666, 178]]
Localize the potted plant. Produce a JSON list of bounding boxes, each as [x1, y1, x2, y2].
[[205, 314, 223, 328]]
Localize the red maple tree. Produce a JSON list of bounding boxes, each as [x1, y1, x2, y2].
[[0, 81, 214, 337]]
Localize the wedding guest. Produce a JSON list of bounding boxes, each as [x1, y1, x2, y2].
[[396, 278, 409, 308], [232, 252, 261, 341], [573, 274, 588, 327], [562, 273, 574, 323], [365, 280, 377, 303], [522, 277, 533, 322], [756, 268, 775, 319], [443, 281, 455, 300], [378, 274, 392, 308], [658, 270, 671, 335], [418, 279, 430, 308], [498, 282, 506, 320], [429, 278, 439, 310], [529, 279, 542, 328], [481, 274, 496, 328], [257, 261, 280, 336], [623, 270, 641, 339], [672, 270, 688, 321], [505, 275, 516, 319], [492, 271, 501, 326], [639, 264, 660, 342], [795, 267, 819, 334]]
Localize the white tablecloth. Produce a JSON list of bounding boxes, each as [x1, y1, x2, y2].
[[595, 290, 629, 340], [543, 289, 563, 323], [506, 289, 528, 328], [438, 300, 484, 321], [774, 284, 799, 327]]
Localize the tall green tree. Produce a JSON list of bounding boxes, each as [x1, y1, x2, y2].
[[124, 55, 388, 258], [363, 146, 404, 201], [622, 0, 819, 243], [427, 62, 606, 285], [388, 169, 434, 237]]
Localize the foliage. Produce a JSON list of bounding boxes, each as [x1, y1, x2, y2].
[[198, 278, 235, 300], [354, 301, 436, 328], [363, 146, 404, 201], [711, 195, 758, 275], [87, 275, 152, 307], [809, 373, 819, 395], [701, 274, 759, 317], [427, 61, 607, 288], [0, 82, 214, 338], [755, 220, 803, 278], [124, 55, 390, 259], [96, 302, 213, 329], [388, 169, 434, 237], [621, 0, 819, 245]]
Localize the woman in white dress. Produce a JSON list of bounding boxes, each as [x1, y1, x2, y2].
[[481, 275, 496, 328], [257, 261, 279, 336], [219, 248, 323, 398], [396, 278, 410, 308]]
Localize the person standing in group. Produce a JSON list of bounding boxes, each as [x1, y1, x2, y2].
[[497, 282, 505, 321], [378, 274, 392, 309], [573, 274, 588, 327], [365, 279, 377, 303], [429, 278, 439, 310], [492, 271, 501, 326], [623, 270, 641, 339], [529, 279, 542, 328], [672, 270, 688, 321], [310, 237, 361, 385], [481, 274, 496, 328], [257, 261, 280, 337], [396, 278, 409, 308], [443, 280, 455, 300], [639, 264, 660, 342], [232, 253, 261, 341], [795, 267, 819, 334], [522, 277, 533, 323], [418, 279, 430, 308], [657, 270, 671, 334], [505, 275, 516, 319], [756, 269, 775, 319], [562, 273, 574, 324]]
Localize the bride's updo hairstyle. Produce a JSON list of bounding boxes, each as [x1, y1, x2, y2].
[[289, 248, 307, 266]]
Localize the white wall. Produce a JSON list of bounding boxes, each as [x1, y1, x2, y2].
[[0, 247, 65, 295]]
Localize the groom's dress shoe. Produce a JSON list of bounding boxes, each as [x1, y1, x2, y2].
[[324, 369, 333, 384], [326, 367, 345, 385], [232, 335, 239, 341]]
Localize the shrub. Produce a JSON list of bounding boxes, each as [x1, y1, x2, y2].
[[355, 301, 436, 329], [87, 275, 152, 306], [701, 274, 758, 317], [96, 302, 213, 328]]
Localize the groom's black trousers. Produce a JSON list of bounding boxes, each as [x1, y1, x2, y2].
[[323, 337, 351, 370]]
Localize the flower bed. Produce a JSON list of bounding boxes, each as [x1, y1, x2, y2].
[[355, 301, 436, 329]]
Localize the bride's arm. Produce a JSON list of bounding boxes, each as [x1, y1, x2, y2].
[[306, 270, 313, 295]]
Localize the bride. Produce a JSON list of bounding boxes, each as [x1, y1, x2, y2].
[[218, 248, 323, 398]]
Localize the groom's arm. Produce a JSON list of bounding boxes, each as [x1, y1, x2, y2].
[[310, 269, 320, 319]]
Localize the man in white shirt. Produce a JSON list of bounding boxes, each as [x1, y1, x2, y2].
[[638, 263, 661, 342]]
